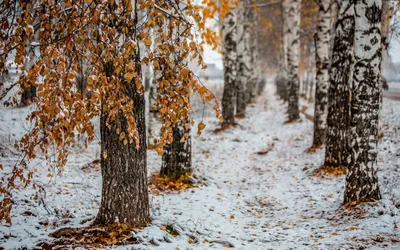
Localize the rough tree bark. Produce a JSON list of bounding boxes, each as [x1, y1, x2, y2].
[[236, 3, 250, 117], [344, 0, 382, 203], [286, 0, 301, 120], [221, 9, 237, 126], [323, 0, 354, 168], [95, 58, 149, 226], [161, 122, 192, 180], [311, 0, 333, 148]]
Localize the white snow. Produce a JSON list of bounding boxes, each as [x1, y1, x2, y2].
[[0, 80, 399, 249]]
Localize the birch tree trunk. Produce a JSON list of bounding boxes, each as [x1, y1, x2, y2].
[[323, 0, 354, 168], [21, 43, 37, 106], [236, 3, 248, 117], [21, 6, 37, 106], [246, 9, 260, 103], [148, 73, 162, 146], [96, 60, 149, 226], [286, 0, 301, 120], [344, 0, 382, 203], [275, 0, 288, 101], [378, 0, 391, 139], [311, 0, 332, 148], [221, 9, 237, 126]]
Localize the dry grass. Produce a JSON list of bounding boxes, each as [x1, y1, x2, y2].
[[213, 123, 235, 133], [312, 165, 346, 177], [305, 145, 321, 153], [149, 173, 203, 195], [283, 118, 300, 124], [40, 223, 142, 249]]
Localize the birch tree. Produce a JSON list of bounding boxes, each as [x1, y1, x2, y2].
[[276, 0, 289, 101], [285, 0, 301, 120], [236, 2, 249, 117], [378, 0, 391, 139], [344, 0, 382, 203], [311, 0, 332, 148], [248, 9, 262, 103], [221, 8, 238, 127], [323, 0, 354, 168]]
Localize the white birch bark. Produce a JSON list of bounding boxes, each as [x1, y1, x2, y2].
[[236, 2, 248, 116], [344, 0, 382, 203], [275, 1, 288, 101], [378, 0, 391, 139], [311, 0, 332, 147], [221, 9, 237, 126], [324, 0, 354, 168], [246, 9, 259, 103], [286, 0, 301, 120]]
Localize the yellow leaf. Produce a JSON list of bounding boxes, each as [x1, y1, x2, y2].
[[144, 39, 152, 47], [197, 122, 206, 135], [124, 72, 137, 82]]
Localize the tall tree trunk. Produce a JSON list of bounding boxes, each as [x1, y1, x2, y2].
[[236, 3, 250, 117], [95, 60, 149, 226], [286, 0, 301, 120], [21, 38, 36, 106], [323, 0, 354, 168], [148, 73, 162, 146], [344, 0, 382, 203], [378, 0, 391, 139], [311, 0, 332, 147], [276, 1, 289, 101], [161, 123, 191, 180], [221, 9, 237, 127], [246, 9, 260, 103]]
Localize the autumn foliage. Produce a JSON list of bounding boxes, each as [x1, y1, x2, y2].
[[0, 0, 232, 224]]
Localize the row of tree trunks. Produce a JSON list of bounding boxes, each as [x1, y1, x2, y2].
[[311, 0, 332, 148]]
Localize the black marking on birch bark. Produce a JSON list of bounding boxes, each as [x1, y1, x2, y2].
[[365, 2, 382, 25]]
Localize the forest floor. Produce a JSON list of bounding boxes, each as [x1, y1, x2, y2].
[[0, 81, 400, 249]]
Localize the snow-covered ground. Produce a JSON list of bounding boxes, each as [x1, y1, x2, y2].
[[0, 81, 399, 249]]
